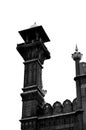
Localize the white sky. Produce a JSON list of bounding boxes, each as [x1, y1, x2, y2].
[[0, 0, 86, 130]]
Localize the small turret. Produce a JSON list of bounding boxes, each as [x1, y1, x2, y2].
[[72, 45, 82, 109], [72, 45, 83, 130]]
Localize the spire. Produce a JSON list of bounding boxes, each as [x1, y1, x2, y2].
[[75, 44, 78, 52]]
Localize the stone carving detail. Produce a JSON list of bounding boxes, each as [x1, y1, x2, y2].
[[38, 114, 75, 130]]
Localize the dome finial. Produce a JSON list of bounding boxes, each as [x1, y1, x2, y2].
[[30, 22, 37, 28], [72, 44, 82, 61], [75, 44, 78, 52]]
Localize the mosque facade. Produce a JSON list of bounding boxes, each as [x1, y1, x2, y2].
[[17, 24, 86, 130]]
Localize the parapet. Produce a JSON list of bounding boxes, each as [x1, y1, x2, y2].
[[39, 98, 78, 117]]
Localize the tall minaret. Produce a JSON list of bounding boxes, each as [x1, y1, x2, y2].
[[72, 45, 82, 109], [17, 24, 50, 130]]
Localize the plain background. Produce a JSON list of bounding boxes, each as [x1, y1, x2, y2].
[[0, 0, 86, 130]]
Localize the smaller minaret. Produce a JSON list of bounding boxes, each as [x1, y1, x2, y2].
[[72, 45, 82, 109]]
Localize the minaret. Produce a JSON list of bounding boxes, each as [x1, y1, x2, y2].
[[17, 23, 50, 130], [72, 46, 83, 130], [72, 45, 82, 109]]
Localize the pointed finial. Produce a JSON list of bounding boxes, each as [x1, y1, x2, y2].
[[34, 22, 36, 25], [72, 44, 82, 61], [30, 22, 37, 28], [75, 44, 78, 52]]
